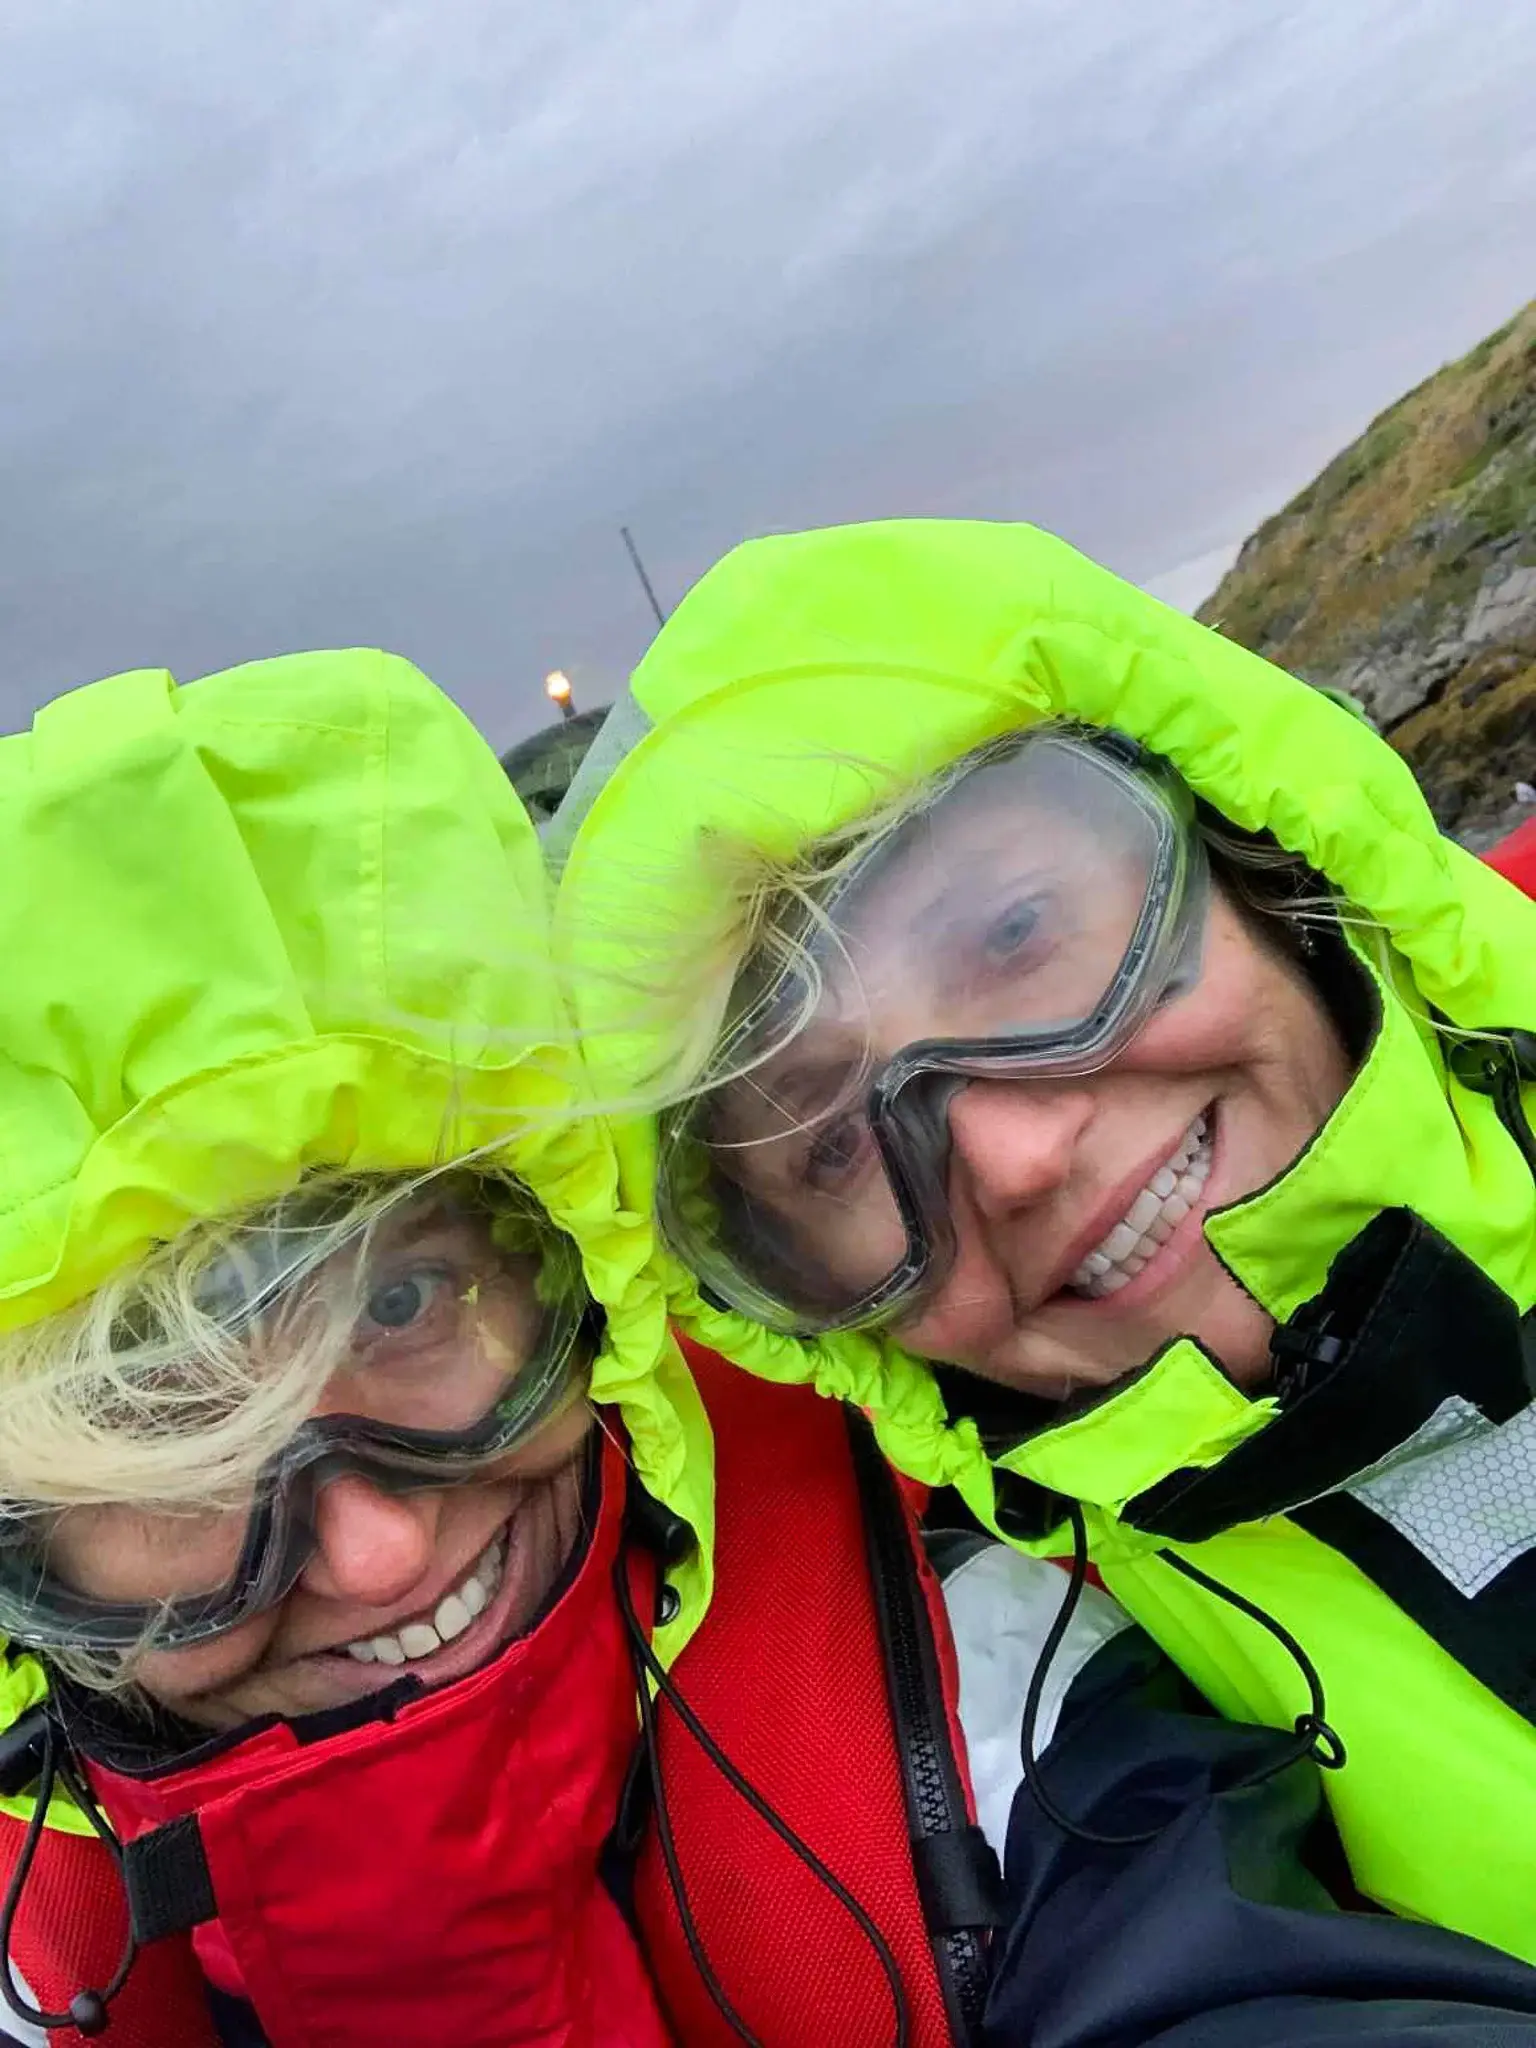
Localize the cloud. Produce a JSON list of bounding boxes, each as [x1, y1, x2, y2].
[[2, 0, 1534, 741]]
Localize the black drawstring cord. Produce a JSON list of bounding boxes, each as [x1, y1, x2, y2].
[[1019, 1502, 1345, 1849], [1449, 1029, 1536, 1179], [1156, 1549, 1346, 1772], [0, 1710, 136, 2037], [612, 1536, 911, 2048]]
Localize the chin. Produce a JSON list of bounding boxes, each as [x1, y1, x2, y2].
[[1189, 1302, 1275, 1389]]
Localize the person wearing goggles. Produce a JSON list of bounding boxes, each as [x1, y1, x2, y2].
[[4, 1171, 593, 1706], [6, 649, 1536, 2048], [553, 517, 1536, 1971], [657, 725, 1236, 1351]]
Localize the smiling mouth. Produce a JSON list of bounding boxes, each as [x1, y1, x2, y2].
[[332, 1526, 509, 1668], [1066, 1112, 1212, 1299]]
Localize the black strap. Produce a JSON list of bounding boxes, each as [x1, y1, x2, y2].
[[912, 1827, 1007, 1935], [121, 1815, 217, 1945]]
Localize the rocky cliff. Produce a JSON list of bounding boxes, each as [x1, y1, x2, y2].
[[1198, 299, 1536, 846]]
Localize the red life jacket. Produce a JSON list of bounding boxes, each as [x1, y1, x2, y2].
[[0, 1354, 985, 2048], [1486, 813, 1536, 899]]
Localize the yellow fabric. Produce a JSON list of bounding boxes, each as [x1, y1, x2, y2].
[[558, 519, 1536, 1495], [554, 518, 1536, 1954], [0, 650, 713, 1832], [995, 1344, 1276, 1510], [1100, 1523, 1536, 1962]]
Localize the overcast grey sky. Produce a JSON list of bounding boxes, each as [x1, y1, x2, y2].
[[2, 0, 1533, 747]]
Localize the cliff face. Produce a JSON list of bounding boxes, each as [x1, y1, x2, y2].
[[1198, 299, 1536, 845]]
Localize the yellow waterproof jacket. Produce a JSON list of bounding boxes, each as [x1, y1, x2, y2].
[[0, 652, 714, 1842], [554, 519, 1536, 1960]]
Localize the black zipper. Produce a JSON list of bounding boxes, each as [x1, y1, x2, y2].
[[846, 1412, 1002, 2044]]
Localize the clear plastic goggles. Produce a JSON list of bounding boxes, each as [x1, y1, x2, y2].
[[0, 1175, 596, 1653], [658, 728, 1209, 1335]]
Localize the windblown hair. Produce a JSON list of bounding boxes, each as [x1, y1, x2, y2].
[[0, 1162, 560, 1520], [0, 1160, 569, 1693], [597, 724, 1384, 1124]]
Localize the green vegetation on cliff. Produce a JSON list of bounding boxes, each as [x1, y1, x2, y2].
[[1199, 299, 1536, 839]]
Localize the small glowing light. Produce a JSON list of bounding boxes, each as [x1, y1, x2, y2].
[[544, 670, 573, 705]]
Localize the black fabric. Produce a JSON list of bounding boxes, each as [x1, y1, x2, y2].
[[286, 1676, 421, 1747], [1123, 1211, 1532, 1543], [985, 1624, 1536, 2048], [49, 1672, 219, 1778], [0, 1706, 50, 1799], [924, 1527, 995, 1582], [205, 1984, 271, 2048], [931, 1364, 1060, 1460], [913, 1825, 1007, 1935], [1293, 1491, 1536, 1723], [121, 1813, 217, 1943]]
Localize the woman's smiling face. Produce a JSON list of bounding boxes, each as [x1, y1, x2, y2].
[[118, 1407, 594, 1731], [43, 1198, 595, 1731], [695, 744, 1353, 1396], [887, 884, 1351, 1395]]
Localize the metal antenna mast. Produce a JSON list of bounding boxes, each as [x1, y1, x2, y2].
[[620, 525, 668, 628]]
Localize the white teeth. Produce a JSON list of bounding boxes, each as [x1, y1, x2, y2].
[[434, 1593, 473, 1642], [1067, 1114, 1213, 1299], [1125, 1188, 1164, 1236], [1101, 1221, 1142, 1263], [339, 1530, 507, 1666]]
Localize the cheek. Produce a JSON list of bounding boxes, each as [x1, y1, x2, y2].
[[896, 1225, 1016, 1364], [1131, 905, 1338, 1083], [131, 1609, 281, 1717], [47, 1503, 248, 1604], [1154, 914, 1268, 1062], [499, 1399, 595, 1482]]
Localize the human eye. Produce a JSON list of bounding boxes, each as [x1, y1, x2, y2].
[[801, 1110, 875, 1194], [970, 891, 1055, 975], [356, 1264, 458, 1349]]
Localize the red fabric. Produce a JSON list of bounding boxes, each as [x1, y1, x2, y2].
[[0, 1819, 214, 2047], [86, 1431, 673, 2048], [1, 1367, 963, 2047], [1485, 815, 1536, 899], [638, 1342, 958, 2048]]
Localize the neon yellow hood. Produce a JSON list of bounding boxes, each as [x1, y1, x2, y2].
[[555, 518, 1536, 1532], [0, 653, 711, 1829]]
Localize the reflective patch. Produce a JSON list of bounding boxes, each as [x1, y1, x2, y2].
[[941, 1543, 1132, 1858], [1349, 1396, 1536, 1598]]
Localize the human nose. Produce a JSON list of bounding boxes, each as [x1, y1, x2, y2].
[[302, 1474, 440, 1607], [944, 1078, 1093, 1218]]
